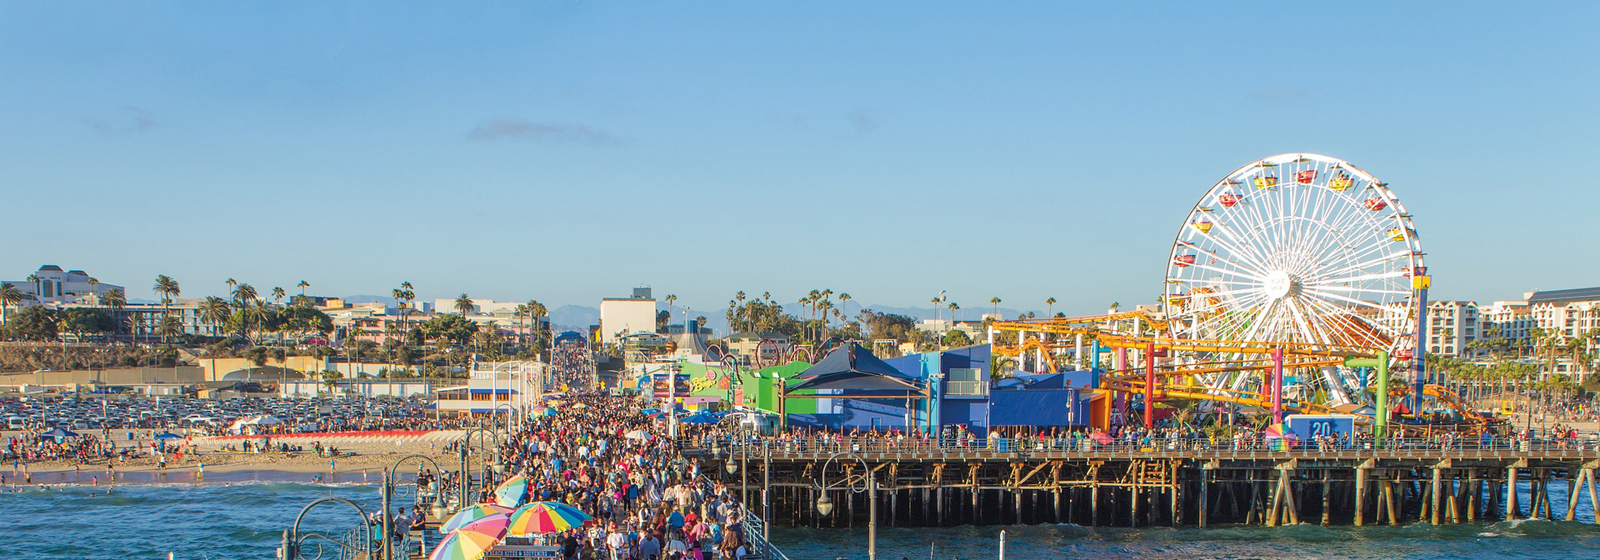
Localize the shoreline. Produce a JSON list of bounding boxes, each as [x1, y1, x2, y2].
[[8, 429, 461, 484], [6, 467, 394, 486]]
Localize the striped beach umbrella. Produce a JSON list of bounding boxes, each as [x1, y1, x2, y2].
[[492, 474, 530, 508], [506, 501, 593, 536], [439, 504, 514, 535], [427, 515, 509, 560]]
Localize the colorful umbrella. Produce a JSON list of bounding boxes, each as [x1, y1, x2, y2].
[[1263, 423, 1298, 451], [493, 474, 530, 508], [439, 504, 513, 535], [506, 501, 594, 536], [570, 403, 588, 409], [427, 515, 509, 560]]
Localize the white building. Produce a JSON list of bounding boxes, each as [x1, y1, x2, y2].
[[431, 298, 523, 316], [599, 287, 657, 345], [1425, 301, 1479, 358], [1, 265, 123, 306], [431, 361, 550, 415]]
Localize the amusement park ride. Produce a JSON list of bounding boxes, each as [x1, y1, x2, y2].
[[993, 153, 1499, 436]]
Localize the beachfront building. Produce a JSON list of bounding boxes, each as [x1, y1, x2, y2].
[[916, 318, 984, 341], [1425, 301, 1480, 358], [0, 265, 124, 306], [600, 287, 658, 345], [279, 378, 433, 399], [723, 332, 791, 363], [430, 361, 551, 415]]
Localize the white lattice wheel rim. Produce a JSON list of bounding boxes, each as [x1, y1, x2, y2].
[[1162, 153, 1424, 358]]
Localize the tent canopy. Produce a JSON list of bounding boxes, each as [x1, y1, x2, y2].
[[788, 342, 924, 394]]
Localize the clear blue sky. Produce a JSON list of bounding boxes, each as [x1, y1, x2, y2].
[[2, 1, 1596, 315]]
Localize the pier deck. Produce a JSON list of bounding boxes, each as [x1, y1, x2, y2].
[[687, 438, 1600, 528]]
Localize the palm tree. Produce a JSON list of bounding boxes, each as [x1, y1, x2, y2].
[[297, 280, 310, 297], [526, 300, 547, 353], [931, 297, 942, 324], [393, 281, 416, 352], [455, 294, 474, 316], [0, 284, 23, 327], [1046, 297, 1057, 317], [200, 296, 231, 338], [990, 297, 1001, 318], [664, 294, 678, 321], [513, 305, 529, 347], [153, 275, 181, 345], [233, 283, 259, 342], [102, 288, 126, 344], [26, 274, 40, 298], [947, 301, 960, 323], [269, 287, 287, 342], [158, 315, 184, 343]]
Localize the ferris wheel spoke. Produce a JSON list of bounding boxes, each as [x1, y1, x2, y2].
[[1178, 242, 1272, 279], [1311, 249, 1413, 282], [1182, 290, 1270, 321], [1298, 287, 1393, 312], [1181, 261, 1266, 283], [1286, 299, 1324, 344], [1304, 270, 1406, 287], [1227, 189, 1285, 267], [1209, 204, 1280, 270], [1298, 295, 1374, 347], [1193, 229, 1279, 277], [1309, 284, 1412, 297], [1188, 298, 1267, 336]]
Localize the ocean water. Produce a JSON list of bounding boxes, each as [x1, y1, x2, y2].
[[0, 478, 1597, 560]]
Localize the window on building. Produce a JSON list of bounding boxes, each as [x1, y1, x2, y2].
[[946, 368, 987, 397]]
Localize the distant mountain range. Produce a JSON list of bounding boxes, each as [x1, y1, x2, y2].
[[546, 304, 598, 332], [341, 294, 397, 306]]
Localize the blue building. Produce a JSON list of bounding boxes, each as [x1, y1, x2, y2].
[[781, 344, 1093, 436]]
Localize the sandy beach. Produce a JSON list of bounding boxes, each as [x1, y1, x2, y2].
[[7, 429, 464, 482]]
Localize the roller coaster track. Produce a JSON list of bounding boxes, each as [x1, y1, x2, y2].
[[991, 313, 1383, 420]]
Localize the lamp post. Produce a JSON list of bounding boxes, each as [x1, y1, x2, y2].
[[493, 403, 519, 437], [725, 433, 749, 505], [283, 497, 372, 560], [381, 454, 448, 560], [458, 427, 500, 507], [762, 441, 771, 560], [815, 451, 876, 560]]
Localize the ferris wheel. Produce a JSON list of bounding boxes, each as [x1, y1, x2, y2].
[[1162, 153, 1424, 402]]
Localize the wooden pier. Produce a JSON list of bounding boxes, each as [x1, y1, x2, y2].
[[687, 440, 1600, 528]]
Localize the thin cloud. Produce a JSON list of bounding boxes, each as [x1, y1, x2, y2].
[[88, 106, 159, 134], [847, 110, 879, 136], [466, 118, 622, 145]]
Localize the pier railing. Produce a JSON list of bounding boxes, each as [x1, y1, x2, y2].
[[688, 473, 791, 560], [741, 511, 790, 560], [686, 435, 1600, 461]]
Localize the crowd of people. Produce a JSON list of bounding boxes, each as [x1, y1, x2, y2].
[[392, 392, 759, 560]]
